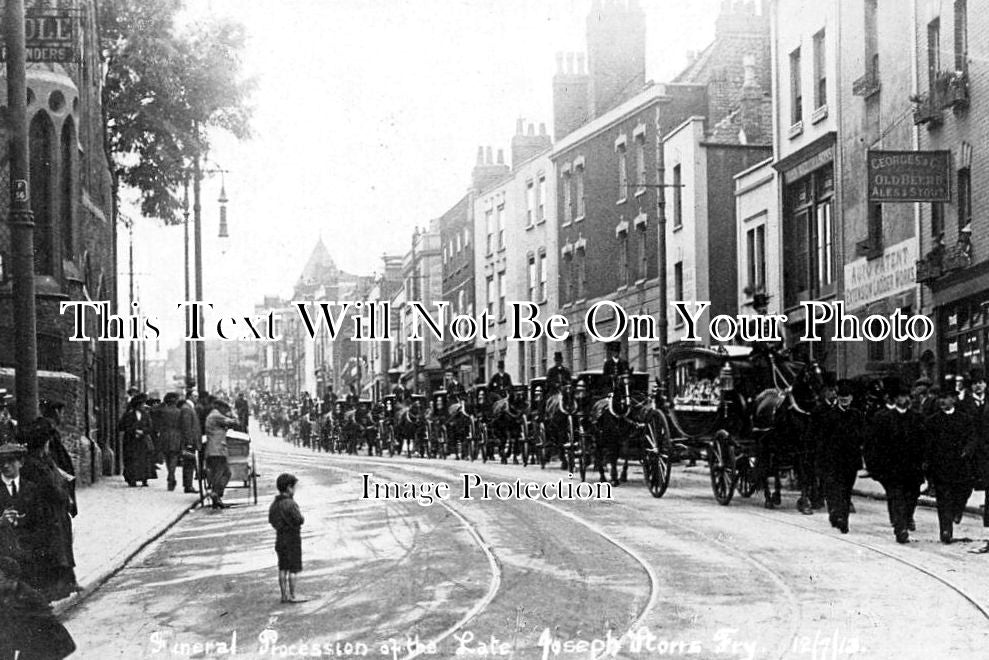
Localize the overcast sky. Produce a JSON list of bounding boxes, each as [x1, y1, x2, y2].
[[124, 0, 722, 354]]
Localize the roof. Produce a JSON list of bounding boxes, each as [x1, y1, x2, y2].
[[297, 237, 337, 286]]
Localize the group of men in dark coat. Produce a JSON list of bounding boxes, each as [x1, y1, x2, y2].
[[813, 369, 989, 545]]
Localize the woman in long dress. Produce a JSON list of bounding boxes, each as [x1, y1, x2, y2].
[[118, 394, 154, 487], [18, 421, 79, 602]]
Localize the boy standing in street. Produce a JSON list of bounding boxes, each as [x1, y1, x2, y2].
[[268, 473, 306, 603]]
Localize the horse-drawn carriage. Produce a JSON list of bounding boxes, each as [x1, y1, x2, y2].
[[487, 384, 531, 465], [569, 371, 671, 495], [662, 344, 823, 506], [428, 389, 467, 459]]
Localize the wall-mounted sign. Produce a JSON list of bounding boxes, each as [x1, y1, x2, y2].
[[844, 238, 918, 310], [0, 9, 78, 63], [868, 150, 951, 202]]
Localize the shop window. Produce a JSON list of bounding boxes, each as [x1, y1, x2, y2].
[[784, 166, 835, 307]]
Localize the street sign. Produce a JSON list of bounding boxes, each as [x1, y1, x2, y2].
[[0, 8, 78, 63], [13, 180, 28, 203], [867, 150, 951, 203]]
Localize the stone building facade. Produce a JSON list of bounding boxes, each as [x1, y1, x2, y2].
[[0, 0, 116, 482]]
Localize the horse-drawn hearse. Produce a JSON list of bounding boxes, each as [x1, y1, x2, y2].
[[661, 343, 824, 506]]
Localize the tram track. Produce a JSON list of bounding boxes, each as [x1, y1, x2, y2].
[[667, 467, 989, 624], [270, 453, 503, 660], [284, 450, 659, 660], [266, 442, 989, 658]]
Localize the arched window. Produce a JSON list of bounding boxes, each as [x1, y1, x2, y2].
[[29, 112, 54, 274], [61, 118, 75, 259]]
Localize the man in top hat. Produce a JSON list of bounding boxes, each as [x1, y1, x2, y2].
[[0, 442, 36, 568], [926, 387, 975, 543], [203, 399, 240, 509], [865, 382, 926, 543], [602, 341, 631, 381], [961, 368, 989, 552], [545, 351, 571, 395], [488, 360, 513, 397], [815, 379, 865, 533]]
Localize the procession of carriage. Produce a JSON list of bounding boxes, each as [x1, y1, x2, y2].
[[265, 340, 830, 507]]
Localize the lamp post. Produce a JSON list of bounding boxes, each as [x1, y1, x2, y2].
[[5, 0, 40, 425], [190, 142, 230, 397]]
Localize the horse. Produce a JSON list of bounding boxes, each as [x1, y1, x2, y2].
[[489, 387, 529, 464], [585, 373, 654, 485], [748, 349, 826, 509], [394, 396, 429, 458], [539, 383, 579, 469]]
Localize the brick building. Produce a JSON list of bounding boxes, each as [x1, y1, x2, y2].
[[554, 0, 771, 372], [912, 0, 989, 384], [472, 123, 556, 384], [0, 0, 117, 483]]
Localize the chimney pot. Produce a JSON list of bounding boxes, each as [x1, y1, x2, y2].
[[516, 118, 524, 134], [497, 148, 505, 165], [486, 146, 493, 164], [577, 53, 586, 74], [556, 52, 563, 73], [539, 122, 547, 135], [528, 123, 535, 136], [566, 52, 575, 75], [476, 146, 484, 165]]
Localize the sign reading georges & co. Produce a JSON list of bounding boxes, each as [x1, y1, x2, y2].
[[867, 150, 951, 203], [0, 8, 78, 63]]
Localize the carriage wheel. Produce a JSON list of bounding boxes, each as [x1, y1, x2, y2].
[[643, 415, 672, 498], [479, 423, 489, 463], [537, 422, 549, 469], [737, 455, 758, 498], [519, 419, 530, 467], [251, 455, 258, 505], [708, 430, 737, 505], [436, 424, 448, 460], [574, 418, 589, 482], [467, 420, 479, 461]]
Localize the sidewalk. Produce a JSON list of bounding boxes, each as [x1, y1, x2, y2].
[[53, 473, 200, 617]]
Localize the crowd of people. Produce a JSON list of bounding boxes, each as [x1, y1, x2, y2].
[[793, 369, 989, 548], [116, 388, 249, 508]]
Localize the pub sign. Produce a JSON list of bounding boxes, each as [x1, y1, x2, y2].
[[867, 150, 951, 203]]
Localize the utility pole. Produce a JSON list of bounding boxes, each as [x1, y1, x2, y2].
[[183, 178, 192, 396], [127, 218, 136, 388], [193, 147, 206, 396], [5, 0, 40, 424], [656, 111, 668, 401]]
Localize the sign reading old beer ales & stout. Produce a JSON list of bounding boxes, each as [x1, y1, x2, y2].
[[0, 8, 77, 63], [867, 150, 951, 203]]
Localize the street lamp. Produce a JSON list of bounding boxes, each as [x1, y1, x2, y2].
[[189, 145, 231, 396]]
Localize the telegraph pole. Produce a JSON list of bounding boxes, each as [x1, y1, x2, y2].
[[183, 178, 193, 396], [656, 116, 668, 401], [193, 147, 206, 396], [5, 0, 40, 424]]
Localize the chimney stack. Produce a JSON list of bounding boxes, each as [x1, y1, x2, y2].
[[511, 117, 553, 167], [553, 50, 591, 139]]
